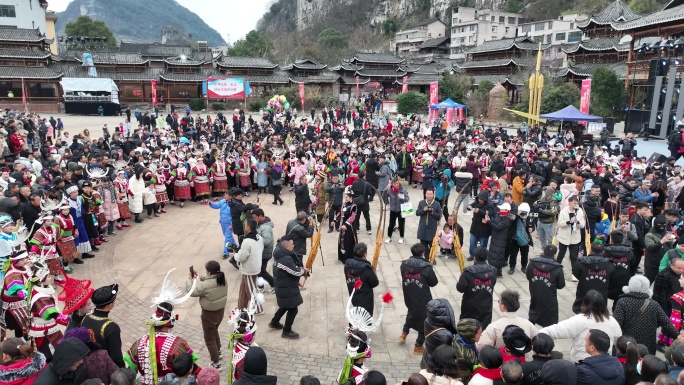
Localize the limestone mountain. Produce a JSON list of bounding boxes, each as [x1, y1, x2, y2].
[[56, 0, 225, 46]]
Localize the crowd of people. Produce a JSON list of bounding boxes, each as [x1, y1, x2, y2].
[[2, 102, 684, 385]]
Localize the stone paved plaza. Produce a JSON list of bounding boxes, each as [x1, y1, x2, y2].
[[50, 114, 618, 384]]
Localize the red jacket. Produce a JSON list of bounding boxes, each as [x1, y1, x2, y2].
[[9, 133, 24, 153]]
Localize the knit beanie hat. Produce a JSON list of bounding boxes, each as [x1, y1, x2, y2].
[[197, 367, 220, 385], [623, 275, 653, 297]]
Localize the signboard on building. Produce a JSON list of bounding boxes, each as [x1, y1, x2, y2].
[[206, 78, 251, 99]]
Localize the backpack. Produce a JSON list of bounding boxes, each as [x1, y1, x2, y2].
[[516, 218, 529, 247]]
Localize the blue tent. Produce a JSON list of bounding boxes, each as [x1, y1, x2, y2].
[[539, 105, 602, 121], [430, 98, 467, 109]]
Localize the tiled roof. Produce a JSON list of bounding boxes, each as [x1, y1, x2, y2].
[[330, 63, 365, 71], [81, 52, 148, 65], [411, 64, 449, 75], [557, 61, 627, 79], [465, 37, 545, 54], [282, 60, 327, 70], [0, 66, 61, 79], [0, 50, 51, 59], [471, 74, 524, 86], [243, 71, 290, 84], [164, 57, 206, 66], [218, 56, 278, 69], [355, 68, 407, 77], [561, 37, 630, 53], [341, 76, 371, 85], [0, 28, 47, 42], [160, 69, 223, 82], [419, 37, 450, 49], [407, 17, 445, 29], [455, 58, 519, 69], [612, 3, 684, 31], [96, 67, 165, 81], [292, 71, 340, 84], [351, 53, 404, 64], [393, 75, 441, 85], [119, 42, 195, 58], [576, 0, 640, 28]]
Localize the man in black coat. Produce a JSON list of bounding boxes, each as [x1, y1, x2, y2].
[[351, 172, 372, 233], [604, 231, 634, 305], [400, 243, 438, 355], [457, 246, 498, 328], [365, 155, 380, 190], [344, 243, 379, 316], [33, 337, 90, 385], [630, 201, 651, 276], [571, 243, 615, 313], [488, 202, 514, 276], [526, 245, 565, 327], [521, 175, 543, 205], [326, 174, 344, 232], [653, 254, 684, 315], [285, 212, 314, 257], [269, 235, 308, 339], [293, 175, 312, 215]]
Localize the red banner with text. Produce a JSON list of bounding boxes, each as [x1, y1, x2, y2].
[[429, 81, 439, 125], [299, 82, 305, 110], [402, 76, 408, 93], [151, 80, 158, 106], [579, 79, 592, 126]]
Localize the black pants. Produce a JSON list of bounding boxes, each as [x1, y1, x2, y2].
[[557, 243, 579, 267], [166, 184, 175, 202], [353, 204, 371, 232], [632, 248, 644, 276], [329, 205, 341, 229], [272, 191, 283, 204], [441, 196, 450, 221], [258, 259, 274, 287], [387, 210, 405, 238], [471, 178, 480, 198], [402, 317, 425, 347], [145, 203, 157, 215], [272, 306, 299, 332], [506, 241, 530, 269], [421, 239, 432, 257]]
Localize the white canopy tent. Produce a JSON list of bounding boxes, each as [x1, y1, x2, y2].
[[60, 77, 119, 104]]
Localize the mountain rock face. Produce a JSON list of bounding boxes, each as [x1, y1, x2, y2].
[[57, 0, 225, 46]]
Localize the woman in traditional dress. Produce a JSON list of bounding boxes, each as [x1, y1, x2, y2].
[[29, 214, 62, 280], [170, 162, 192, 208], [237, 153, 253, 195], [55, 203, 80, 267], [153, 167, 169, 213], [191, 158, 211, 204], [80, 181, 102, 247], [210, 155, 229, 197], [338, 187, 358, 262], [113, 170, 131, 229], [314, 172, 328, 224], [27, 262, 68, 362]]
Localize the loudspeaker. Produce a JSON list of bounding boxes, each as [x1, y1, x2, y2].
[[647, 152, 667, 164]]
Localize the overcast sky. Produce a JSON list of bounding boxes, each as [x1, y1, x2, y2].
[[48, 0, 272, 44]]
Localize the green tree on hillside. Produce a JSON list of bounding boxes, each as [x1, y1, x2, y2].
[[396, 92, 428, 115], [228, 30, 275, 59], [628, 0, 659, 13], [541, 82, 580, 114], [382, 18, 400, 38], [318, 28, 348, 48], [64, 16, 117, 46]]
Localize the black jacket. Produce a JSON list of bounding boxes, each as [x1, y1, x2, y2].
[[293, 183, 312, 211], [653, 266, 683, 315], [645, 228, 672, 283], [490, 158, 505, 178], [521, 355, 556, 385], [604, 244, 634, 300], [285, 219, 314, 256], [344, 257, 379, 315], [233, 372, 278, 385], [326, 181, 344, 206], [488, 213, 513, 268], [618, 185, 636, 208], [469, 191, 494, 237], [420, 298, 457, 369], [583, 196, 602, 236], [457, 261, 498, 327], [422, 166, 436, 190], [576, 353, 625, 385], [228, 198, 246, 235], [526, 257, 565, 327], [365, 159, 380, 186], [400, 255, 438, 331], [351, 179, 372, 209], [629, 213, 650, 250], [272, 244, 305, 309], [572, 255, 615, 313], [522, 183, 543, 205], [33, 338, 90, 385]]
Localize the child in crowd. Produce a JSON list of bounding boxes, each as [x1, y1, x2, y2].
[[438, 224, 454, 258], [143, 181, 159, 219]]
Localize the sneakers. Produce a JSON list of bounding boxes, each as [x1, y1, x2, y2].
[[82, 253, 95, 259], [385, 238, 392, 243], [399, 332, 408, 343], [572, 275, 579, 282], [508, 268, 515, 275], [328, 228, 334, 233], [73, 258, 84, 264], [367, 230, 372, 235], [466, 256, 474, 261], [63, 266, 73, 274], [269, 321, 284, 330], [282, 330, 300, 339], [210, 362, 222, 371], [398, 238, 404, 244], [413, 345, 425, 355]]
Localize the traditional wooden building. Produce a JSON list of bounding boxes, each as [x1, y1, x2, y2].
[[216, 56, 289, 97], [282, 59, 340, 96], [332, 53, 406, 96]]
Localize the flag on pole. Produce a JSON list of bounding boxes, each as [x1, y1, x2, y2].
[[21, 77, 26, 109], [356, 76, 359, 99], [299, 82, 305, 110]]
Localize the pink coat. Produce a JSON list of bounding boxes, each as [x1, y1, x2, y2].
[[100, 184, 121, 221]]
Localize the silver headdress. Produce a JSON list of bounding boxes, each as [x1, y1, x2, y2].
[[86, 166, 108, 179], [345, 280, 393, 334], [150, 268, 197, 323]]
